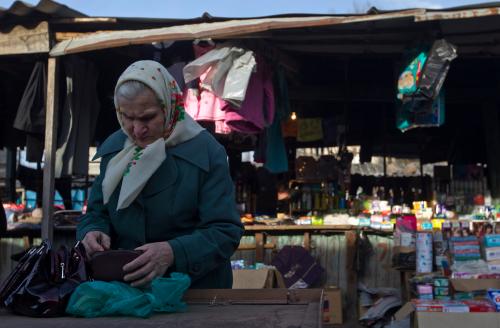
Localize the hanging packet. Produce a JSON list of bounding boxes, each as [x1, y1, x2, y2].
[[397, 51, 427, 99]]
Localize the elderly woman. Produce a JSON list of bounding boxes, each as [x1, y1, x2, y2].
[[77, 60, 243, 289]]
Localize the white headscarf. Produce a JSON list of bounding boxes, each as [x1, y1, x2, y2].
[[102, 60, 204, 210]]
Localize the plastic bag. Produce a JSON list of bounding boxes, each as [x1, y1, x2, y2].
[[183, 46, 256, 108], [418, 39, 457, 99], [396, 91, 445, 132], [201, 47, 244, 95], [183, 47, 233, 84], [66, 272, 190, 318], [223, 50, 256, 108]]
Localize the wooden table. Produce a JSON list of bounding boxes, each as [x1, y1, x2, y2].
[[0, 289, 323, 328]]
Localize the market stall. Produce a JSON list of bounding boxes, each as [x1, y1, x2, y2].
[[2, 1, 500, 326]]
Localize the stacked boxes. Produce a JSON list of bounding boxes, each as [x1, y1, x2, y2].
[[416, 233, 433, 273], [484, 234, 500, 272], [449, 236, 481, 262], [433, 277, 451, 301]]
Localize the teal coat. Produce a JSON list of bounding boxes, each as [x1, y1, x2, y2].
[[77, 130, 243, 288]]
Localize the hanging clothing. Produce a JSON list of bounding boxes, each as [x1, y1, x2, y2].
[[55, 56, 100, 178], [224, 56, 275, 134], [167, 61, 186, 91], [13, 61, 47, 162], [183, 45, 256, 107], [13, 61, 46, 134], [264, 67, 289, 174], [183, 44, 230, 135]]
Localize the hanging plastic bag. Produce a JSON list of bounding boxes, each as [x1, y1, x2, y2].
[[65, 272, 190, 318], [201, 47, 245, 95], [418, 39, 457, 100], [223, 50, 256, 108], [396, 91, 445, 132], [183, 47, 233, 84]]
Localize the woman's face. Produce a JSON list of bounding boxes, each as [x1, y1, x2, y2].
[[118, 87, 166, 148]]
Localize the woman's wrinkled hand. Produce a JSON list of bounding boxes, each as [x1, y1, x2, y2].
[[122, 241, 174, 288], [81, 231, 111, 257]]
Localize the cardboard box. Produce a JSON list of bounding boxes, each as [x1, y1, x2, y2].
[[322, 287, 343, 326], [416, 312, 500, 328], [395, 302, 500, 328], [232, 269, 286, 289], [451, 279, 500, 292]]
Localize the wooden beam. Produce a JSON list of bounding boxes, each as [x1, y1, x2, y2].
[[55, 31, 114, 42], [237, 243, 275, 251], [42, 57, 59, 242], [183, 288, 323, 305], [184, 289, 288, 304], [303, 231, 311, 251], [255, 232, 265, 263], [288, 85, 491, 104], [0, 21, 49, 55], [51, 17, 118, 24]]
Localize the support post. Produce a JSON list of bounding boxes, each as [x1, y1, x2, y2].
[[5, 147, 17, 202], [345, 231, 358, 322], [42, 57, 59, 241], [255, 232, 265, 263]]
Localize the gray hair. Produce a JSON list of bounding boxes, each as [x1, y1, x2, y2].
[[115, 80, 163, 108]]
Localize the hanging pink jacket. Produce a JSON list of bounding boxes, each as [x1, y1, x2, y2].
[[183, 44, 231, 134], [224, 56, 275, 134]]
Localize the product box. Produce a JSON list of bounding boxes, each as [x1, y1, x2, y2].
[[322, 287, 343, 326], [485, 246, 500, 261], [463, 299, 496, 312], [484, 234, 500, 247], [434, 287, 450, 296], [416, 312, 500, 328], [487, 260, 500, 273], [488, 289, 500, 311], [400, 232, 416, 247], [434, 277, 449, 287], [411, 300, 469, 312]]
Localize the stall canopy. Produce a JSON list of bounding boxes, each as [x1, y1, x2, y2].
[[50, 4, 500, 57]]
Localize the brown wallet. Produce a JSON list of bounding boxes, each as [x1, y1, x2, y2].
[[89, 249, 143, 282]]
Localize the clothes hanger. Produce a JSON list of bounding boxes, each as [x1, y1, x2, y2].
[[193, 38, 215, 46]]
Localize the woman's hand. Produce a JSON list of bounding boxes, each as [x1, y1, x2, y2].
[[123, 241, 174, 288], [81, 231, 111, 257]]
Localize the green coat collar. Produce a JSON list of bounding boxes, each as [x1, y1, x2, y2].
[[93, 130, 210, 173]]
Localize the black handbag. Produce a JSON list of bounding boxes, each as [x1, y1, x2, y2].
[[0, 239, 88, 317]]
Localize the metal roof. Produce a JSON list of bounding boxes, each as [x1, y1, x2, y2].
[[49, 9, 426, 56], [0, 0, 86, 22], [50, 3, 500, 57]]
